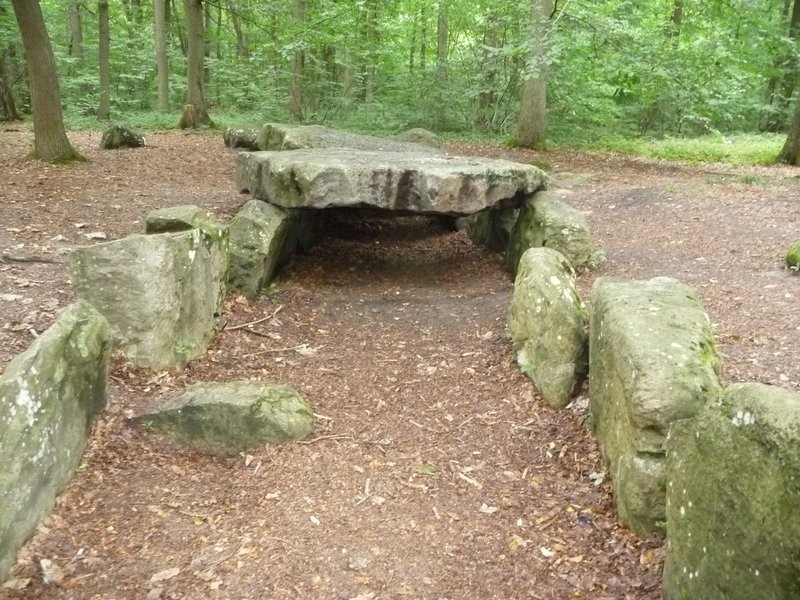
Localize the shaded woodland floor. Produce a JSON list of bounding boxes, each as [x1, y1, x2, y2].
[[0, 129, 798, 599]]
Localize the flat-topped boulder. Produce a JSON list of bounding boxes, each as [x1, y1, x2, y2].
[[236, 148, 547, 215], [257, 122, 438, 153]]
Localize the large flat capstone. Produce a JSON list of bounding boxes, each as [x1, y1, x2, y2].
[[235, 149, 547, 215]]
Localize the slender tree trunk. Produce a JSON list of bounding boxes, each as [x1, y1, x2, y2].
[[778, 91, 800, 164], [762, 0, 800, 131], [11, 0, 81, 162], [97, 0, 111, 119], [69, 1, 84, 63], [435, 0, 448, 85], [476, 10, 500, 130], [516, 0, 553, 149], [0, 45, 20, 121], [666, 0, 683, 37], [179, 0, 212, 128], [362, 0, 378, 103], [154, 0, 170, 110], [228, 0, 249, 58], [203, 0, 212, 84], [288, 0, 305, 120], [419, 6, 427, 71]]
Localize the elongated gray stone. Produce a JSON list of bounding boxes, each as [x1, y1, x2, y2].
[[664, 383, 800, 600], [507, 191, 605, 276], [145, 204, 220, 234], [134, 381, 315, 455], [0, 302, 111, 579], [589, 276, 721, 533], [235, 149, 547, 216], [508, 248, 588, 407], [228, 200, 290, 299], [70, 228, 228, 369], [256, 122, 437, 153]]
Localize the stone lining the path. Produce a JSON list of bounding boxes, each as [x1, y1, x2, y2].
[[0, 302, 111, 580]]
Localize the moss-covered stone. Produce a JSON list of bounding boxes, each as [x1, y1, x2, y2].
[[466, 207, 520, 252], [0, 302, 111, 579], [508, 248, 588, 407], [228, 200, 291, 299], [786, 239, 800, 271], [507, 191, 605, 277], [134, 381, 315, 455], [664, 383, 800, 600], [100, 124, 145, 149], [223, 126, 259, 150], [392, 128, 442, 149], [70, 229, 228, 369], [589, 276, 721, 533], [145, 205, 222, 234], [256, 122, 438, 153]]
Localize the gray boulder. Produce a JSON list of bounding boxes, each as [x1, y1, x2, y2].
[[393, 127, 443, 149], [256, 122, 437, 153], [100, 124, 145, 149], [0, 302, 111, 579], [507, 191, 605, 276], [589, 276, 721, 533], [70, 228, 228, 369], [223, 126, 259, 150], [145, 205, 221, 234], [664, 383, 800, 600], [228, 200, 290, 299], [134, 381, 315, 455], [235, 149, 547, 216], [507, 248, 588, 408]]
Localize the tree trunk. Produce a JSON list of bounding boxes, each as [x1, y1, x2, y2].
[[288, 0, 304, 121], [203, 0, 212, 84], [778, 91, 800, 164], [0, 45, 20, 121], [516, 0, 553, 149], [179, 0, 212, 128], [435, 0, 448, 85], [762, 0, 800, 131], [228, 0, 249, 58], [11, 0, 81, 162], [97, 0, 111, 119], [69, 1, 84, 63], [154, 0, 170, 110], [362, 0, 378, 103], [476, 9, 500, 130], [419, 6, 427, 71]]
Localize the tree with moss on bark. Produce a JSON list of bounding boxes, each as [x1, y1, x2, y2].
[[179, 0, 213, 128], [11, 0, 82, 162]]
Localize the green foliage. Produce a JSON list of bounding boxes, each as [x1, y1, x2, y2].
[[0, 0, 793, 163]]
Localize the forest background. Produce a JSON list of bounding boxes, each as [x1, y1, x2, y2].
[[2, 0, 800, 165]]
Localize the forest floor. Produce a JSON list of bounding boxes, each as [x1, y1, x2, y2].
[[0, 129, 798, 600]]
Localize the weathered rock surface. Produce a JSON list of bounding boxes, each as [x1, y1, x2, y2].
[[223, 126, 259, 150], [507, 191, 605, 276], [508, 248, 588, 408], [466, 207, 520, 252], [787, 239, 800, 271], [228, 200, 290, 299], [70, 228, 228, 369], [589, 276, 721, 533], [664, 383, 800, 600], [257, 122, 437, 153], [393, 127, 442, 149], [134, 381, 314, 455], [0, 302, 111, 579], [100, 124, 145, 149], [235, 149, 547, 215], [145, 204, 221, 234]]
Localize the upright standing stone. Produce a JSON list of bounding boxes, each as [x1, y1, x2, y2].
[[228, 200, 290, 299], [507, 191, 604, 276], [70, 228, 228, 369], [0, 302, 111, 579], [589, 277, 721, 533], [664, 383, 800, 600], [507, 248, 588, 407]]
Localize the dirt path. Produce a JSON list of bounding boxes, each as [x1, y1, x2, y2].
[[1, 131, 797, 599]]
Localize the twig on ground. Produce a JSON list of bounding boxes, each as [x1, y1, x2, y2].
[[224, 305, 284, 331], [296, 434, 353, 445]]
